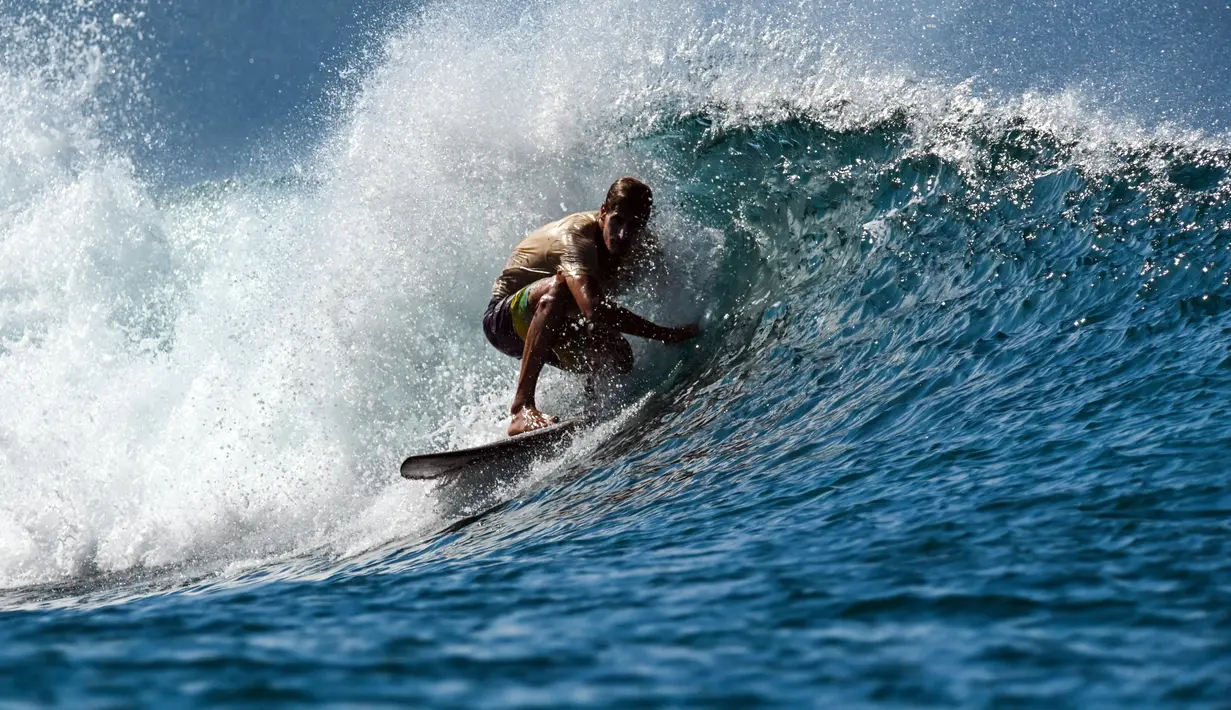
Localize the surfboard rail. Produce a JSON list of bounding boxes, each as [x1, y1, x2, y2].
[[400, 419, 582, 480]]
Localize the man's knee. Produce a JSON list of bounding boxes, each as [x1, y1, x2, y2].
[[535, 274, 570, 316], [611, 338, 634, 374]]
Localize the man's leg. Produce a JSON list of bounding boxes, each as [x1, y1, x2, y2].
[[579, 325, 634, 375], [509, 273, 572, 435], [578, 324, 633, 414]]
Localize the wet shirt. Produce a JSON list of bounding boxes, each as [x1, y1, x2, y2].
[[490, 211, 605, 300]]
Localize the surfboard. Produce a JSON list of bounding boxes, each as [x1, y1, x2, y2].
[[400, 420, 583, 480]]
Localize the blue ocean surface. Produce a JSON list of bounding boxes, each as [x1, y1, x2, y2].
[[1, 0, 1230, 707]]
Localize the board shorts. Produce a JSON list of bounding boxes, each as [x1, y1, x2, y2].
[[482, 283, 586, 371]]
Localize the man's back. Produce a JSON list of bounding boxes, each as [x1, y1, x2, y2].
[[490, 211, 602, 301]]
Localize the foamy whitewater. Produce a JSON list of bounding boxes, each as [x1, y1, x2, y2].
[[1, 0, 1229, 706]]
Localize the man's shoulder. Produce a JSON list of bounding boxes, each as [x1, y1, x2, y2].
[[553, 210, 600, 239], [561, 210, 600, 226], [521, 210, 599, 245]]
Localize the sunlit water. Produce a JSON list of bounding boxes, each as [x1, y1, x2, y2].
[[1, 0, 1229, 706]]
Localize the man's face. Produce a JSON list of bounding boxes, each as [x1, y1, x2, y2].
[[600, 200, 651, 257]]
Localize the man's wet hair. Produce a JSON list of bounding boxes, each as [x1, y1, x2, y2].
[[604, 176, 653, 214]]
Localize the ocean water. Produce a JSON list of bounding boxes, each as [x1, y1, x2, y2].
[[1, 0, 1230, 706]]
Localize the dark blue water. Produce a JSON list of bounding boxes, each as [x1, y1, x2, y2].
[[1, 0, 1230, 707]]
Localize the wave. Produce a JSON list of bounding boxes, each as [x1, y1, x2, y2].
[[0, 0, 1228, 601]]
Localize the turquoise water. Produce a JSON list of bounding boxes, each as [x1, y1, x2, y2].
[[1, 0, 1229, 706]]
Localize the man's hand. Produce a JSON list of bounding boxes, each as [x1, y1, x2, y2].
[[661, 323, 701, 344], [563, 270, 701, 345]]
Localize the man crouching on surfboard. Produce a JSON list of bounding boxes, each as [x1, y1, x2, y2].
[[483, 177, 700, 436]]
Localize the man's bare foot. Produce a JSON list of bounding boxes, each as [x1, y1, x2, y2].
[[509, 406, 559, 436]]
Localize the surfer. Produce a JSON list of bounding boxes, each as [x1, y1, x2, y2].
[[483, 177, 700, 435]]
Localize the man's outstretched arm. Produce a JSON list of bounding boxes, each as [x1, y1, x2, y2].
[[562, 271, 698, 343]]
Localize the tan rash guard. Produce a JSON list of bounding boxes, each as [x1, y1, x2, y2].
[[490, 211, 605, 301]]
